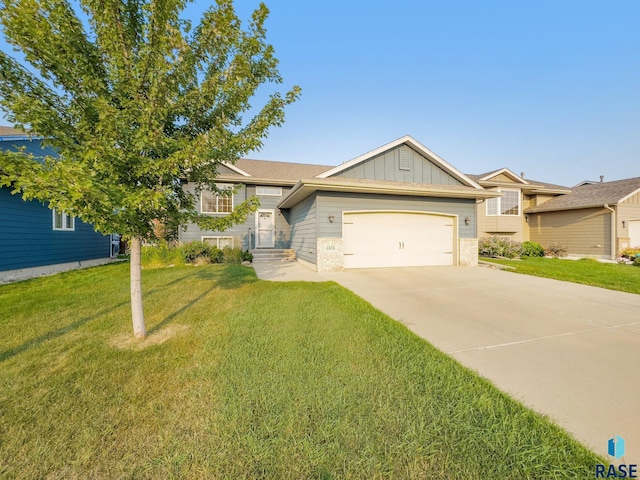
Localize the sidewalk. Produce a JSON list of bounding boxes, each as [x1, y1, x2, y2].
[[252, 261, 326, 282]]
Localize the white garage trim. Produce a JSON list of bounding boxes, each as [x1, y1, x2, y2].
[[342, 210, 459, 269], [629, 219, 640, 248]]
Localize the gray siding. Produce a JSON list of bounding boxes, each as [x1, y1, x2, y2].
[[179, 182, 291, 249], [332, 145, 464, 186], [315, 192, 476, 238], [285, 194, 318, 264], [529, 208, 611, 257], [0, 187, 110, 271]]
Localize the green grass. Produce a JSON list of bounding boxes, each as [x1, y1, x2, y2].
[[483, 257, 640, 294], [0, 264, 602, 478]]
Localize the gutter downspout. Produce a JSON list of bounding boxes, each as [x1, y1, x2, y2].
[[604, 204, 616, 259]]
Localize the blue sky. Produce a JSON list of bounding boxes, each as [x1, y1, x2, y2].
[[2, 0, 639, 186], [233, 0, 640, 186]]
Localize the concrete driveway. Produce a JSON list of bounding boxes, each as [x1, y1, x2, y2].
[[322, 266, 640, 460]]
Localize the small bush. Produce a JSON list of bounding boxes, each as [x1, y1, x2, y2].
[[521, 241, 545, 257], [182, 241, 214, 263], [478, 236, 523, 259], [633, 257, 640, 267], [241, 250, 254, 262], [545, 242, 568, 258], [222, 247, 243, 264], [621, 247, 640, 258]]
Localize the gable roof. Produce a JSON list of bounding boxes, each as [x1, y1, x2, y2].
[[472, 168, 529, 185], [467, 170, 571, 195], [526, 177, 640, 213], [315, 135, 483, 189]]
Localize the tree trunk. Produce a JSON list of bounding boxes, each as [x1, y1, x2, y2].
[[130, 236, 147, 338]]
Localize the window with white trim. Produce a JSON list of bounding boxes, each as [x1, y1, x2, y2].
[[202, 236, 234, 249], [201, 184, 233, 214], [256, 186, 282, 196], [486, 189, 520, 216], [52, 209, 75, 231]]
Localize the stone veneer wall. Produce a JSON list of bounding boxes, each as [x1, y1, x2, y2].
[[459, 238, 479, 267], [317, 238, 343, 273]]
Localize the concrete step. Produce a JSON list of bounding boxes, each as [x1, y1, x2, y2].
[[251, 249, 296, 263]]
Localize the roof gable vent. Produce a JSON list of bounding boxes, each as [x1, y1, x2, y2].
[[399, 147, 411, 171]]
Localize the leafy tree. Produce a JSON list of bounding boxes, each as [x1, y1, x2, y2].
[[0, 0, 299, 337]]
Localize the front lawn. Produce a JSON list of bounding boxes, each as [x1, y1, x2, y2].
[[483, 257, 640, 294], [0, 263, 601, 478]]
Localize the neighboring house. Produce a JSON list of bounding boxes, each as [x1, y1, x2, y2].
[[0, 127, 112, 281], [468, 168, 571, 242], [525, 177, 640, 258], [181, 135, 498, 272]]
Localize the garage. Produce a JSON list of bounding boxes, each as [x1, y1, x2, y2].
[[342, 211, 456, 268], [629, 220, 640, 248]]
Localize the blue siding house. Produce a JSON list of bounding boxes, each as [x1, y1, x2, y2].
[[0, 128, 111, 281]]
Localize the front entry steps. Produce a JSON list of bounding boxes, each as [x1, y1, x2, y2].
[[251, 249, 296, 263]]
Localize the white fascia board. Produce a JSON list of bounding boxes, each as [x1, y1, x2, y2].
[[221, 161, 251, 177], [617, 187, 640, 205], [315, 135, 484, 190], [479, 168, 529, 185]]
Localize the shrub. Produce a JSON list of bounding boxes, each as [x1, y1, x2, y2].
[[241, 250, 254, 262], [181, 241, 214, 263], [634, 256, 640, 267], [222, 247, 243, 264], [621, 247, 640, 258], [545, 242, 568, 258], [521, 241, 545, 257], [141, 242, 184, 268], [478, 236, 523, 259]]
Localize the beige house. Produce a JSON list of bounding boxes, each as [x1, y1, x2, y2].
[[470, 169, 640, 259], [468, 168, 570, 242], [526, 177, 640, 258]]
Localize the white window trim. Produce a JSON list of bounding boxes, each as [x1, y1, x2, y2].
[[486, 189, 521, 217], [52, 209, 75, 231], [256, 186, 282, 196], [201, 236, 234, 248], [201, 184, 234, 215]]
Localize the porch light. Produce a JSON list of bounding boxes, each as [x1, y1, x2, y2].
[[464, 217, 471, 225], [328, 215, 335, 223], [622, 220, 626, 228]]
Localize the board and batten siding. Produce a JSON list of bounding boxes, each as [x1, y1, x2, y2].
[[315, 192, 476, 239], [0, 187, 110, 271], [528, 207, 611, 257], [284, 193, 318, 264], [179, 182, 292, 249], [331, 145, 464, 186]]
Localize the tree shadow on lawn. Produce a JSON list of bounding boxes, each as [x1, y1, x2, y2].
[[0, 265, 257, 362]]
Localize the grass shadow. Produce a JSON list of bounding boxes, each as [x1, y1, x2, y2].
[[192, 264, 258, 289], [0, 300, 129, 363]]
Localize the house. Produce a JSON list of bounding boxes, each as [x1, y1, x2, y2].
[[525, 177, 640, 258], [468, 168, 572, 242], [0, 127, 113, 282], [180, 135, 499, 272]]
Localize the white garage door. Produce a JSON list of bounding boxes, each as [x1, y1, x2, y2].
[[343, 211, 455, 269], [629, 220, 640, 248]]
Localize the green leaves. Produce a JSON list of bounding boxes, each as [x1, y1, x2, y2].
[[0, 0, 299, 239]]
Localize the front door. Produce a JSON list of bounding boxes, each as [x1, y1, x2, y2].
[[256, 209, 275, 248]]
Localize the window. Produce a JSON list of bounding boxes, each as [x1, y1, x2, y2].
[[486, 189, 520, 216], [256, 186, 282, 196], [202, 236, 234, 249], [201, 184, 233, 214], [52, 209, 75, 231]]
